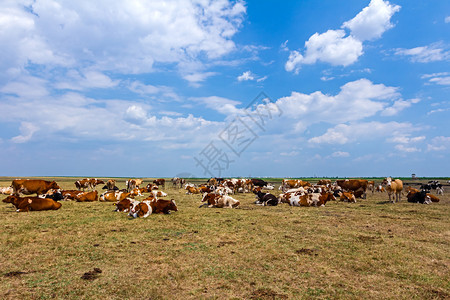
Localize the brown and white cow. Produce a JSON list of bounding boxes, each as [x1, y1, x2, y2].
[[88, 178, 105, 190], [12, 179, 60, 196], [129, 200, 153, 218], [75, 190, 98, 202], [340, 192, 357, 203], [185, 185, 201, 194], [153, 179, 166, 189], [334, 179, 368, 199], [115, 198, 140, 213], [382, 177, 403, 203], [100, 191, 131, 202], [151, 190, 168, 198], [280, 179, 311, 192], [149, 199, 178, 214], [75, 178, 90, 191], [0, 186, 13, 195], [126, 179, 143, 192], [60, 190, 84, 200]]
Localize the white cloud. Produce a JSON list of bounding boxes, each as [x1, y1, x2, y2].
[[331, 151, 350, 157], [421, 72, 450, 86], [183, 72, 217, 87], [124, 105, 148, 125], [275, 79, 399, 127], [0, 0, 246, 82], [237, 71, 255, 81], [308, 122, 414, 145], [11, 122, 39, 143], [394, 144, 420, 152], [427, 136, 450, 151], [381, 98, 420, 116], [387, 135, 425, 144], [445, 16, 450, 23], [286, 0, 399, 72], [395, 43, 450, 63], [342, 0, 401, 41], [191, 96, 241, 116], [55, 70, 119, 90]]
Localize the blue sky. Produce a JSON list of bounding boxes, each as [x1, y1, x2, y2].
[[0, 0, 449, 178]]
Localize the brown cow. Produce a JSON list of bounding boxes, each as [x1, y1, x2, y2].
[[280, 179, 311, 192], [153, 179, 165, 189], [126, 179, 143, 192], [8, 196, 62, 212], [75, 178, 90, 191], [149, 199, 178, 214], [75, 191, 98, 202], [105, 179, 117, 190], [12, 179, 60, 196], [334, 179, 368, 199], [382, 177, 403, 203], [115, 198, 140, 212], [317, 179, 331, 185], [100, 191, 131, 202], [340, 192, 356, 203], [61, 190, 84, 200], [88, 178, 105, 190], [185, 186, 201, 194]]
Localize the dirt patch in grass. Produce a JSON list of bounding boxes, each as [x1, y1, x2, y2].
[[249, 288, 288, 299], [81, 268, 102, 281]]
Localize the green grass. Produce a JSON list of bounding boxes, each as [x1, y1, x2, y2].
[[0, 177, 449, 299]]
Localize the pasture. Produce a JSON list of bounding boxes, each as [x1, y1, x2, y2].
[[1, 177, 449, 299]]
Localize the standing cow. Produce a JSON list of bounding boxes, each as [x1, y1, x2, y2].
[[382, 177, 403, 203], [12, 179, 60, 196]]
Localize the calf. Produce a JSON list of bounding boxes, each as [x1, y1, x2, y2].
[[254, 190, 278, 206]]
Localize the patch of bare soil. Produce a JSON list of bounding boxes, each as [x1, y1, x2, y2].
[[81, 268, 102, 280]]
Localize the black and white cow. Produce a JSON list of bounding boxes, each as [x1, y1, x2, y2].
[[253, 190, 278, 206]]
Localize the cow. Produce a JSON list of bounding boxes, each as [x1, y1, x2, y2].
[[207, 178, 218, 187], [129, 201, 152, 218], [129, 188, 143, 197], [88, 178, 104, 190], [407, 190, 432, 204], [376, 185, 385, 193], [75, 178, 90, 191], [146, 183, 159, 191], [251, 178, 268, 188], [151, 190, 168, 198], [253, 190, 278, 206], [262, 184, 275, 190], [126, 179, 144, 192], [317, 179, 331, 185], [103, 179, 117, 191], [0, 186, 13, 195], [185, 185, 201, 195], [115, 198, 139, 213], [280, 179, 311, 192], [153, 179, 166, 189], [427, 194, 440, 203], [5, 196, 62, 212], [420, 184, 432, 193], [100, 191, 131, 202], [149, 199, 178, 214], [12, 179, 60, 196], [334, 179, 368, 199], [60, 190, 84, 201], [199, 193, 221, 208], [75, 190, 98, 202], [340, 192, 356, 203], [382, 177, 403, 203], [367, 181, 375, 194], [436, 186, 444, 195], [172, 177, 182, 188], [39, 190, 64, 201]]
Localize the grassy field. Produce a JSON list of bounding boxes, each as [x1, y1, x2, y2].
[[1, 177, 449, 299]]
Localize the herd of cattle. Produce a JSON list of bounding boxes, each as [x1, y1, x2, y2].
[[0, 177, 445, 218]]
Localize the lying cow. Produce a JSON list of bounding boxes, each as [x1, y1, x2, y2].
[[199, 193, 240, 208], [12, 179, 60, 196], [254, 190, 278, 206], [129, 201, 152, 218], [151, 190, 168, 198], [340, 192, 356, 203], [115, 198, 140, 213], [149, 199, 178, 214], [0, 186, 13, 195], [3, 195, 62, 212], [75, 190, 98, 202], [100, 191, 131, 202]]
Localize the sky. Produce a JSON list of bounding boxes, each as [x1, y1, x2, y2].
[[0, 0, 449, 178]]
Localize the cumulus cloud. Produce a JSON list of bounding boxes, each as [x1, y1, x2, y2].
[[286, 0, 400, 73], [191, 96, 241, 116], [342, 0, 401, 41], [0, 0, 246, 82], [394, 43, 450, 63], [445, 16, 450, 23], [308, 121, 414, 145], [381, 98, 420, 116], [274, 78, 399, 127], [331, 151, 350, 157], [237, 71, 255, 81]]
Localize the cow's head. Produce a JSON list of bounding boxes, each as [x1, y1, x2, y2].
[[168, 199, 178, 212]]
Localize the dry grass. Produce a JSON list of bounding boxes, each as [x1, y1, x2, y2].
[[0, 177, 449, 299]]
